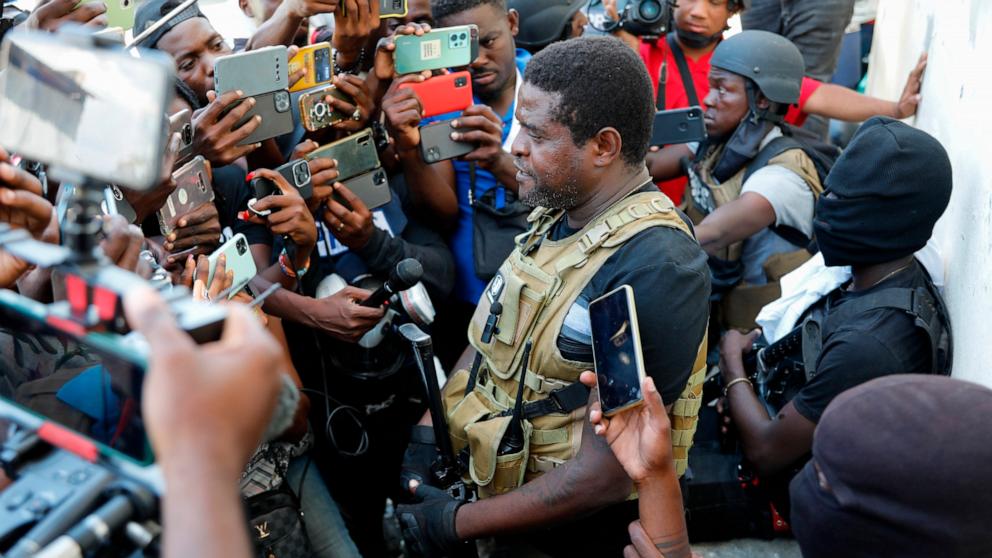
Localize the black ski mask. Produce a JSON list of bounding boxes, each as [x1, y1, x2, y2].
[[813, 117, 952, 267]]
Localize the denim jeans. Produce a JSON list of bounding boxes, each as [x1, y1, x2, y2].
[[286, 456, 363, 558]]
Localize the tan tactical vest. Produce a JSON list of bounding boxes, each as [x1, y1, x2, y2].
[[686, 144, 823, 329], [442, 180, 708, 499]]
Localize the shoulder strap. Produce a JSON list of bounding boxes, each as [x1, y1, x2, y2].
[[656, 33, 699, 109], [803, 285, 952, 377], [742, 136, 803, 183]]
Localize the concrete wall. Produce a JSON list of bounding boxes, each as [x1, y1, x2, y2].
[[866, 0, 992, 386]]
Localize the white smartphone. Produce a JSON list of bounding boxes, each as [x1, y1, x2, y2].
[[207, 233, 257, 299], [590, 284, 647, 416]]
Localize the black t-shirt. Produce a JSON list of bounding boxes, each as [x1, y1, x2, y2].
[[792, 260, 936, 422], [548, 186, 711, 404]]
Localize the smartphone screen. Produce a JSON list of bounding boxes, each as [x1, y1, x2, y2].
[[0, 297, 153, 465], [590, 285, 646, 416]]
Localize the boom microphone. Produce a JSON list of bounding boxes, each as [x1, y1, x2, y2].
[[360, 259, 423, 308]]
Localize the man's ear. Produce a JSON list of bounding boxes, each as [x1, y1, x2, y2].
[[755, 92, 771, 111], [590, 127, 623, 168], [508, 8, 520, 37]]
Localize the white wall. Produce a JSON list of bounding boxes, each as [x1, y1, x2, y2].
[[867, 0, 992, 386]]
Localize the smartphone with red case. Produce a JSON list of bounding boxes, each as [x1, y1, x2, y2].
[[398, 71, 472, 118]]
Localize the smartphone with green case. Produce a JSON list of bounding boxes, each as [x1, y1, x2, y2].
[[393, 24, 479, 75], [207, 233, 257, 299], [76, 0, 137, 31]]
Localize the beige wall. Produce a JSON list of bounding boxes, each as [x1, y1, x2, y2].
[[867, 0, 992, 385]]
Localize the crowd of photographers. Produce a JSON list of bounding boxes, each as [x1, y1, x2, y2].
[[1, 0, 991, 557]]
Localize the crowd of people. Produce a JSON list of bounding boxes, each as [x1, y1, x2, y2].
[[0, 0, 990, 557]]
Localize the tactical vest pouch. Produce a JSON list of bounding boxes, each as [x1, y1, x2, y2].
[[466, 415, 533, 499], [443, 369, 491, 454]]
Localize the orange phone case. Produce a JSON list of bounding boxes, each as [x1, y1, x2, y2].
[[398, 71, 473, 119], [289, 42, 333, 93]]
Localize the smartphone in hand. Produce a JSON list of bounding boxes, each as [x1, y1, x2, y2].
[[590, 285, 647, 416]]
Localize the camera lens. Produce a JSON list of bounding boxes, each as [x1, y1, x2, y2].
[[295, 162, 310, 184], [181, 123, 193, 145], [237, 238, 247, 254], [275, 91, 290, 112], [312, 102, 327, 119], [637, 0, 663, 23], [455, 77, 467, 87], [460, 33, 467, 40], [373, 171, 386, 185]]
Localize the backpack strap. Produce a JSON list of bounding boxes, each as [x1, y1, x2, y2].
[[656, 33, 699, 110], [801, 285, 952, 379]]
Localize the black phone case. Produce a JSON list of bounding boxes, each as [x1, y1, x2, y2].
[[339, 168, 391, 211], [305, 129, 380, 182], [251, 160, 313, 200], [231, 90, 295, 147], [650, 106, 707, 147], [420, 118, 474, 164]]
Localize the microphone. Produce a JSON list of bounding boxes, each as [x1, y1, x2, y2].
[[360, 259, 423, 308]]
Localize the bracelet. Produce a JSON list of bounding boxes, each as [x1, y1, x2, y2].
[[278, 248, 310, 279], [333, 47, 366, 75], [723, 377, 753, 398]]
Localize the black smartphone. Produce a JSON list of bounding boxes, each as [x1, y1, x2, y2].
[[250, 159, 313, 200], [223, 90, 295, 147], [650, 106, 707, 147], [420, 117, 474, 164], [590, 285, 647, 416], [339, 167, 392, 210]]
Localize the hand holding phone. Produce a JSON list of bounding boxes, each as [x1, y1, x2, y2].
[[194, 90, 263, 166], [289, 42, 333, 93], [590, 285, 647, 416], [205, 234, 257, 299], [398, 71, 472, 118], [242, 168, 318, 255], [650, 106, 707, 147], [393, 24, 479, 75]]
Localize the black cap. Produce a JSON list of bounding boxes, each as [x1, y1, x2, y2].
[[133, 0, 207, 49], [791, 375, 992, 558], [510, 0, 585, 51]]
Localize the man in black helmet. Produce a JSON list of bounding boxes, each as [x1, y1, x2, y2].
[[508, 0, 586, 53], [687, 30, 829, 331]]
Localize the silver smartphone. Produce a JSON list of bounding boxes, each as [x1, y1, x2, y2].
[[213, 45, 289, 97]]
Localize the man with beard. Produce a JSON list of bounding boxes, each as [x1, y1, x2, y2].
[[394, 36, 710, 557]]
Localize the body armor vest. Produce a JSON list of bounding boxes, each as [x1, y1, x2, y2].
[[441, 179, 708, 499], [686, 142, 824, 329]]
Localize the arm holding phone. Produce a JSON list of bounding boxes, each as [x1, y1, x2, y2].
[[245, 0, 340, 50], [25, 0, 106, 31], [382, 76, 459, 227], [579, 372, 691, 558], [450, 104, 518, 191]]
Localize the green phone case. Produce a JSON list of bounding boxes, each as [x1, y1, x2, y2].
[[77, 0, 137, 30], [393, 24, 479, 75], [305, 128, 381, 183]]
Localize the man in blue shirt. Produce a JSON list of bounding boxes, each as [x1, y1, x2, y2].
[[382, 0, 531, 366]]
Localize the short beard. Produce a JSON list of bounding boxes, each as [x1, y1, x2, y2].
[[520, 176, 582, 210]]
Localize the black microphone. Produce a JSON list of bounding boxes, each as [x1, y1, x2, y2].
[[360, 259, 423, 308]]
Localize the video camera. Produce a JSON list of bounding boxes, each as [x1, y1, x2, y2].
[[0, 27, 234, 557], [584, 0, 674, 39]]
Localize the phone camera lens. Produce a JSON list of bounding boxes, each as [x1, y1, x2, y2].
[[181, 123, 193, 145], [373, 171, 386, 185], [295, 163, 310, 184], [460, 32, 467, 40], [237, 239, 247, 254], [275, 91, 290, 112]]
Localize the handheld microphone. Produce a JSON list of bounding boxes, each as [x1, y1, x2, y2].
[[360, 258, 423, 308]]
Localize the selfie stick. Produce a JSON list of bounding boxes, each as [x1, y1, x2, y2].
[[126, 0, 197, 49]]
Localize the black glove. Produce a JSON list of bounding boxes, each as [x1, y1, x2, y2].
[[400, 425, 440, 497], [397, 484, 466, 557]]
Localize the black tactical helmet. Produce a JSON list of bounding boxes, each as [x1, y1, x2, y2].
[[710, 30, 804, 105], [509, 0, 586, 51]]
